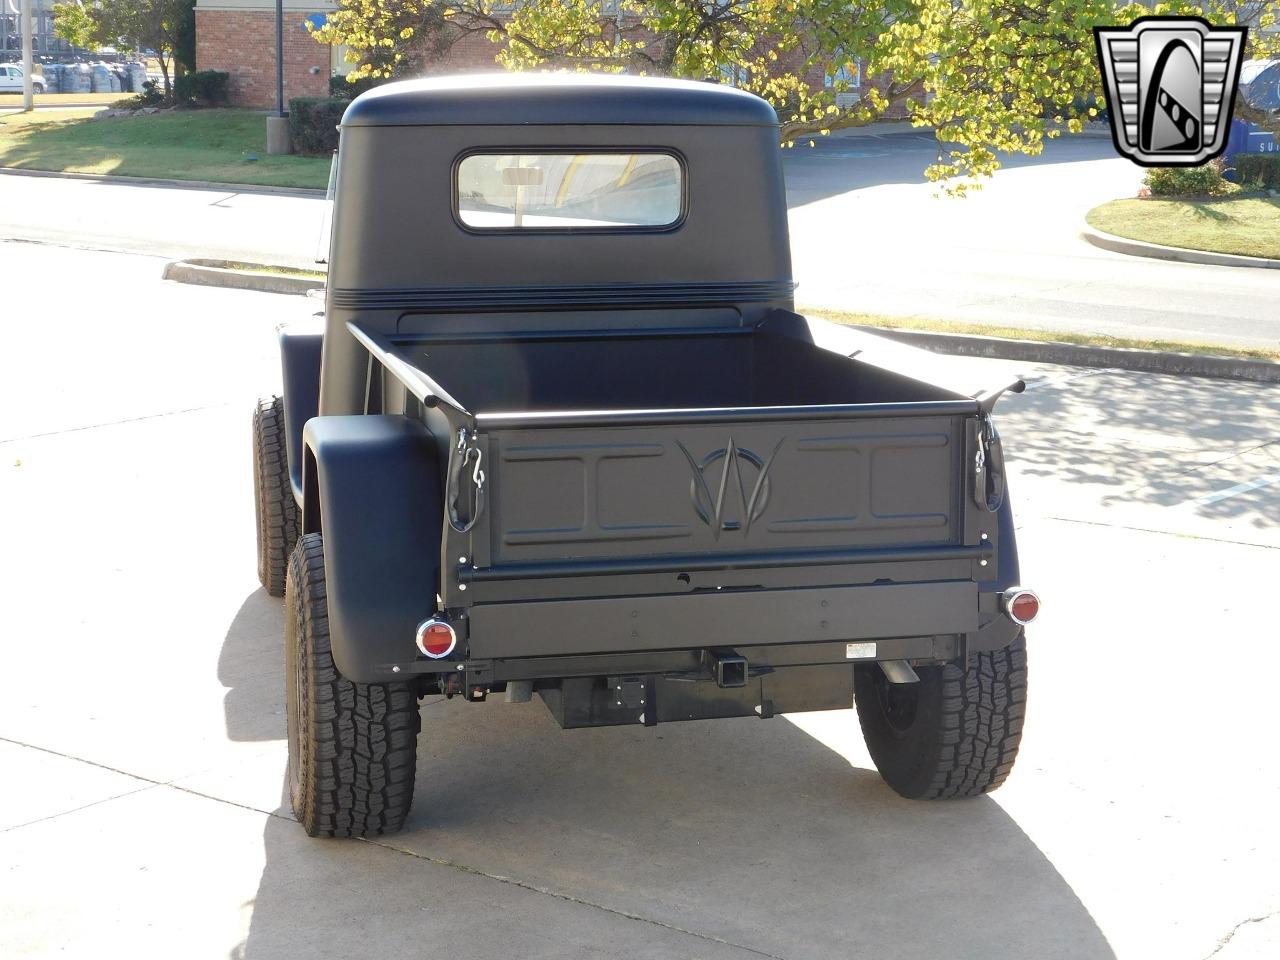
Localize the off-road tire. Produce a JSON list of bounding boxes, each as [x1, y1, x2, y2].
[[253, 396, 299, 597], [854, 634, 1027, 799], [285, 533, 420, 837]]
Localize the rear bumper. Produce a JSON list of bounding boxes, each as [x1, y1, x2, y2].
[[466, 580, 978, 659]]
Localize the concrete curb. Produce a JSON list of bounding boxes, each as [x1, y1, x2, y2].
[[163, 258, 1280, 383], [0, 166, 326, 198], [162, 259, 325, 296], [1081, 222, 1280, 270], [852, 325, 1280, 385]]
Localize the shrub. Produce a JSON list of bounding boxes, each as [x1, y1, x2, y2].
[[329, 74, 383, 100], [114, 79, 165, 109], [174, 70, 229, 107], [1235, 153, 1280, 192], [1143, 159, 1232, 198], [289, 97, 347, 155]]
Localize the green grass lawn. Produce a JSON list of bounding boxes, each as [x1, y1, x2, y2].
[[1087, 196, 1280, 260], [801, 307, 1280, 363], [0, 108, 330, 189]]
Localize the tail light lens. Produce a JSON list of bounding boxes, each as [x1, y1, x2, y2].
[[415, 619, 457, 659], [1002, 588, 1041, 625]]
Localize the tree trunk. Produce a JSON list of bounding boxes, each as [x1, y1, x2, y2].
[[159, 51, 172, 100]]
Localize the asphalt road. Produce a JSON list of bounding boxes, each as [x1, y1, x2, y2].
[[786, 132, 1280, 350], [1, 130, 1277, 349], [2, 241, 1278, 960]]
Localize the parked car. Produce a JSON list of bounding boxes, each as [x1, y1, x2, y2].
[[252, 74, 1038, 838], [0, 64, 45, 94]]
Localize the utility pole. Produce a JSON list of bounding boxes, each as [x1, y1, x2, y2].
[[275, 0, 284, 117], [265, 0, 291, 153], [21, 0, 33, 111]]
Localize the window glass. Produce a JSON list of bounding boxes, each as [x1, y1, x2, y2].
[[457, 153, 683, 230]]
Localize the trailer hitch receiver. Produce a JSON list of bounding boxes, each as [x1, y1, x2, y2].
[[708, 649, 748, 688]]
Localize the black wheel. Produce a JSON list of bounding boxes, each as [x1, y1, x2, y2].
[[286, 533, 419, 837], [854, 634, 1027, 799], [252, 396, 299, 597]]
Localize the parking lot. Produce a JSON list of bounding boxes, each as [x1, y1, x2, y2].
[[2, 240, 1278, 959]]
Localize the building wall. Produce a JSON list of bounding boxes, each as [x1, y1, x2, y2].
[[196, 1, 332, 108], [195, 1, 912, 120]]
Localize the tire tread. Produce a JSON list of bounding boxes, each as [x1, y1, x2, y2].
[[287, 533, 419, 837]]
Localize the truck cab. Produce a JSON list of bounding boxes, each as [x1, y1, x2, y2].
[[251, 73, 1037, 838]]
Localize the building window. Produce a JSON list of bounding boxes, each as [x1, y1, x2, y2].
[[825, 57, 861, 90]]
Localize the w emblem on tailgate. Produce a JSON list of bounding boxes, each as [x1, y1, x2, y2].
[[677, 438, 784, 537]]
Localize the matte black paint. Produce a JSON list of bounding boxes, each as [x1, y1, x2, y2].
[[302, 416, 442, 683], [279, 327, 322, 502], [280, 75, 1029, 711]]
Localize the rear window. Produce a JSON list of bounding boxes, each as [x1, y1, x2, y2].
[[456, 152, 683, 230]]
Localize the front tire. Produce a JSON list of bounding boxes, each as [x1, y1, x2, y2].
[[854, 634, 1027, 799], [252, 396, 299, 597], [286, 533, 420, 836]]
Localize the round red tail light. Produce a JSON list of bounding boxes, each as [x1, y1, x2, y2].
[[415, 619, 457, 659], [1003, 589, 1041, 626]]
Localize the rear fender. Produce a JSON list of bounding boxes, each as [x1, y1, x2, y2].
[[280, 327, 323, 506], [302, 415, 442, 682]]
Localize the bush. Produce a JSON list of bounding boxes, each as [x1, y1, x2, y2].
[[289, 97, 347, 155], [174, 70, 229, 107], [329, 74, 384, 100], [115, 79, 164, 109], [1235, 153, 1280, 192], [1143, 159, 1232, 198]]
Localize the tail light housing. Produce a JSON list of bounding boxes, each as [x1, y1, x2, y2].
[[415, 618, 457, 659], [1001, 588, 1040, 625]]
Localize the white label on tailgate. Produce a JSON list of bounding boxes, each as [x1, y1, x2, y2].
[[846, 642, 877, 659]]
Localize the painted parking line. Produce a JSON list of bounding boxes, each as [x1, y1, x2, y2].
[[1184, 472, 1280, 507]]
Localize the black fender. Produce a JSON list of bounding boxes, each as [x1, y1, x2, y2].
[[970, 485, 1024, 654], [280, 326, 323, 507], [302, 415, 442, 682]]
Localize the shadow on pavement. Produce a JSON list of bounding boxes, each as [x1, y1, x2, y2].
[[219, 589, 288, 745], [220, 594, 1114, 960], [1004, 371, 1280, 527]]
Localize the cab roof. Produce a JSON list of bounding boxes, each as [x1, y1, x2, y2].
[[341, 73, 780, 128]]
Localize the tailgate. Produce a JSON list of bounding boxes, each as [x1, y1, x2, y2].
[[484, 410, 969, 560], [448, 402, 994, 658]]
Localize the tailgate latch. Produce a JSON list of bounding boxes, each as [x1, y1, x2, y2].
[[973, 414, 1006, 513], [448, 428, 487, 532]]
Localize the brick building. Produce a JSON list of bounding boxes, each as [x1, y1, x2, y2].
[[195, 0, 335, 108], [195, 1, 902, 118]]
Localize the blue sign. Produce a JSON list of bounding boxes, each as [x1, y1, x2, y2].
[[304, 13, 327, 31]]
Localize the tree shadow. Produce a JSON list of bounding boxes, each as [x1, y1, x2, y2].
[[1002, 369, 1280, 530], [220, 592, 1114, 960], [1185, 202, 1235, 224]]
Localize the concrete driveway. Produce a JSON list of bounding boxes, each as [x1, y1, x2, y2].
[[2, 241, 1278, 959]]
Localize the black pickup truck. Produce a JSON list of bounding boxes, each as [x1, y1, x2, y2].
[[251, 74, 1038, 838]]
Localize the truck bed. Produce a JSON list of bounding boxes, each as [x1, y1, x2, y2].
[[348, 310, 1017, 661]]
